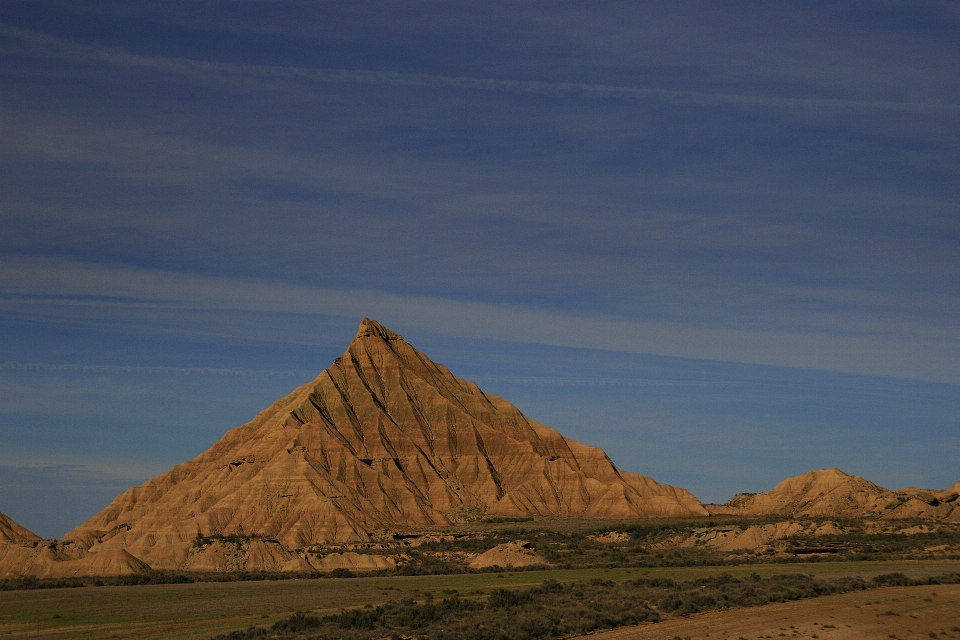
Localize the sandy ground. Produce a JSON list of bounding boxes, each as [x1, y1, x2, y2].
[[590, 584, 960, 640]]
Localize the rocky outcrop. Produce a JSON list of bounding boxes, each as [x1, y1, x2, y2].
[[309, 551, 396, 572], [0, 544, 70, 579], [468, 541, 547, 569], [0, 513, 151, 579], [46, 318, 703, 575], [186, 538, 314, 573], [674, 521, 810, 553], [708, 469, 960, 521], [0, 513, 55, 579], [50, 549, 152, 577]]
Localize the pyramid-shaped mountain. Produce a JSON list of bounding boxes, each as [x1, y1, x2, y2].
[[64, 319, 705, 570]]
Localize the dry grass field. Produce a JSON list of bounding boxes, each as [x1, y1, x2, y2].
[[1, 560, 958, 639]]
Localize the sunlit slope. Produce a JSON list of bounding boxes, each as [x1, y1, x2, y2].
[[62, 318, 705, 571]]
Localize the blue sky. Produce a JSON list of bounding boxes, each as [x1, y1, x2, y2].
[[1, 1, 958, 538]]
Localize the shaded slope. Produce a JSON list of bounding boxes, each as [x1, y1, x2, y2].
[[61, 318, 706, 571], [0, 512, 40, 544]]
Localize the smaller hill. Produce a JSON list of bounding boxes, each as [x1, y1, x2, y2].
[[0, 512, 40, 544], [708, 469, 960, 521], [468, 541, 548, 569]]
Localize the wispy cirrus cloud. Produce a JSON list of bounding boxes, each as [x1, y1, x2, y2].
[[0, 456, 167, 484], [2, 256, 958, 384], [0, 361, 313, 377], [3, 25, 957, 115], [0, 458, 169, 538]]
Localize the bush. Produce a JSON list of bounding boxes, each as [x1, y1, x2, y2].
[[872, 572, 911, 587], [488, 588, 532, 608], [271, 612, 323, 633], [329, 568, 354, 578]]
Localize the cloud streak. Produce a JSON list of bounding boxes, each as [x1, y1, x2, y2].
[[3, 26, 957, 115], [0, 361, 314, 377], [2, 256, 958, 385], [0, 453, 169, 485]]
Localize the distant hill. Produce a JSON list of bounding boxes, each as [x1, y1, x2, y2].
[[708, 468, 960, 521], [0, 511, 39, 544]]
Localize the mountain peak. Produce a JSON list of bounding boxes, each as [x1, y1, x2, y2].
[[57, 317, 706, 573], [355, 317, 403, 341]]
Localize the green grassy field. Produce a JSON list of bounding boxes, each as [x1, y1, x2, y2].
[[2, 559, 958, 639]]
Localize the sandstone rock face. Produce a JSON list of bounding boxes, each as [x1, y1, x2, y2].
[[50, 549, 152, 578], [708, 469, 960, 520], [186, 538, 313, 573], [0, 512, 39, 544], [310, 551, 396, 572], [0, 513, 54, 579], [55, 318, 704, 574], [0, 512, 154, 579], [0, 544, 152, 579], [0, 543, 75, 579], [468, 541, 547, 569]]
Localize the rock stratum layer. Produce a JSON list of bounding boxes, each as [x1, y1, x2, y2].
[[27, 318, 704, 575], [708, 469, 960, 521]]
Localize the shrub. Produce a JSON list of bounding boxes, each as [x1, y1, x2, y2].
[[329, 568, 354, 578]]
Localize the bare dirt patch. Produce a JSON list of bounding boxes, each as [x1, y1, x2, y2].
[[590, 584, 960, 640]]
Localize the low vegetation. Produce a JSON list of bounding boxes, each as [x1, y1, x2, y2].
[[0, 570, 305, 591], [210, 571, 960, 640], [367, 516, 960, 574], [194, 533, 283, 548]]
